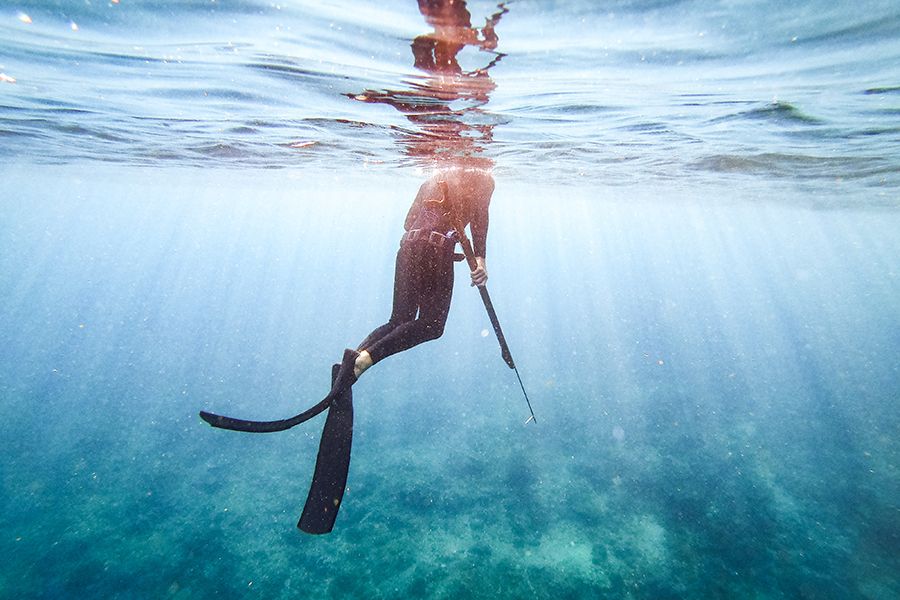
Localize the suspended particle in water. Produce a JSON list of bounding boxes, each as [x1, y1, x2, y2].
[[480, 329, 489, 337], [612, 425, 625, 441], [18, 13, 32, 24], [71, 22, 79, 31]]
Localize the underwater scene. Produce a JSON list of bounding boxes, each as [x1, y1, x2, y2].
[[1, 0, 898, 598]]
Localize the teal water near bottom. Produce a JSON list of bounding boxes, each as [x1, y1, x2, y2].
[[1, 166, 898, 598]]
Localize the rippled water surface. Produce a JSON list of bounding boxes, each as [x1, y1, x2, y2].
[[1, 1, 899, 599], [3, 0, 900, 189]]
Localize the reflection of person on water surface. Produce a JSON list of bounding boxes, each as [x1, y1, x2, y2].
[[351, 0, 505, 163]]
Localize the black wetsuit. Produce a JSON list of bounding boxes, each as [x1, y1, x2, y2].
[[357, 190, 489, 364]]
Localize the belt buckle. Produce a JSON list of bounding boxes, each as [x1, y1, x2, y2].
[[428, 231, 444, 247]]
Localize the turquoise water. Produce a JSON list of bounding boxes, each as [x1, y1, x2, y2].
[[2, 1, 899, 598]]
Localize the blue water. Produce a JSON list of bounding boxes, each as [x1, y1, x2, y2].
[[2, 1, 899, 598]]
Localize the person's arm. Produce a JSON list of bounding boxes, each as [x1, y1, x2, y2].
[[470, 197, 489, 259], [468, 186, 491, 287]]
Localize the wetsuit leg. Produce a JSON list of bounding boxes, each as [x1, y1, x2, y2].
[[357, 243, 454, 364], [355, 245, 420, 352]]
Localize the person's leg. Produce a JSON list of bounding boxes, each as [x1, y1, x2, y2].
[[353, 245, 421, 376], [362, 245, 453, 366]]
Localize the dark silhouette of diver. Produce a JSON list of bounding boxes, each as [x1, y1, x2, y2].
[[199, 166, 495, 537]]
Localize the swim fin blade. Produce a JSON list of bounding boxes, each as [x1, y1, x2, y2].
[[199, 397, 331, 433], [298, 363, 354, 534], [198, 349, 358, 433]]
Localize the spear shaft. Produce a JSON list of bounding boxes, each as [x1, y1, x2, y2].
[[446, 187, 536, 424]]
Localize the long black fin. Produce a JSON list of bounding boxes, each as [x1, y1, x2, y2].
[[198, 349, 359, 434], [199, 398, 331, 433], [298, 363, 354, 534]]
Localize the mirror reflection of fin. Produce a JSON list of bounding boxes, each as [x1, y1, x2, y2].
[[298, 363, 354, 534]]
